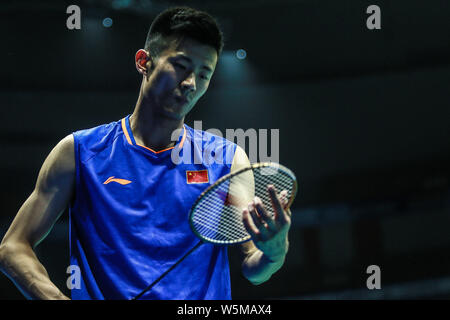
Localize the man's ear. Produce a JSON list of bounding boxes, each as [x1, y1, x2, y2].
[[135, 49, 151, 75]]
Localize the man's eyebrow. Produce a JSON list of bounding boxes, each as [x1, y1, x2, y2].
[[177, 55, 213, 72]]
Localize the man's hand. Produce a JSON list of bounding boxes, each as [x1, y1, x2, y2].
[[242, 185, 291, 262]]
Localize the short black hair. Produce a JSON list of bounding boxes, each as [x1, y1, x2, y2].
[[144, 7, 224, 59]]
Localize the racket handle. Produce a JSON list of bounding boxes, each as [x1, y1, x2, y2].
[[131, 240, 203, 300]]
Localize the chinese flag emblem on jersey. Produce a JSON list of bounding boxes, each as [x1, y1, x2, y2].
[[186, 170, 209, 184]]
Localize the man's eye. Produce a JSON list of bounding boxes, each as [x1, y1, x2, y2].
[[174, 63, 187, 70], [200, 75, 209, 80]]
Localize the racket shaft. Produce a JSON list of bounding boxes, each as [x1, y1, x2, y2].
[[132, 240, 203, 300]]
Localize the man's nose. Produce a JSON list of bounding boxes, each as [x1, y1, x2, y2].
[[181, 72, 196, 93]]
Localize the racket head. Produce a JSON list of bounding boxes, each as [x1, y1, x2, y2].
[[189, 162, 298, 245]]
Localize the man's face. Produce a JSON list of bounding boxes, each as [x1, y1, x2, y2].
[[140, 37, 218, 120]]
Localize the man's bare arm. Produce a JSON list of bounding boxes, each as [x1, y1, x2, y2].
[[0, 135, 75, 299], [230, 146, 289, 285]]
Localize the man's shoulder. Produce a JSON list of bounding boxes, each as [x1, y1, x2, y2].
[[73, 117, 122, 139], [72, 117, 124, 156], [184, 124, 237, 148]]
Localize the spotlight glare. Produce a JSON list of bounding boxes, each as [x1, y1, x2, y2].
[[102, 18, 113, 28], [236, 49, 247, 60]]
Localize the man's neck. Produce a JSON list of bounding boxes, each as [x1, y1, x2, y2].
[[130, 96, 184, 152]]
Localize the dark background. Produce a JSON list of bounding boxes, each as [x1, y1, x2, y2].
[[1, 0, 449, 299]]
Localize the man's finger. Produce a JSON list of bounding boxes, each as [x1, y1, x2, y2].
[[248, 202, 272, 240], [248, 202, 262, 226], [279, 190, 289, 209], [254, 197, 277, 232], [268, 185, 288, 225], [242, 208, 261, 240]]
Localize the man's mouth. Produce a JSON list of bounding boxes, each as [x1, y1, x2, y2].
[[175, 95, 188, 104]]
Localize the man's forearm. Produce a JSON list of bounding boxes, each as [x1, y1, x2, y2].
[[0, 242, 69, 300], [242, 246, 287, 285]]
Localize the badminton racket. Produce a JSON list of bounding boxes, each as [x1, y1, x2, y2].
[[132, 162, 297, 299]]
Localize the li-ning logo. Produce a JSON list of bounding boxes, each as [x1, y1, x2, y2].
[[103, 176, 132, 185]]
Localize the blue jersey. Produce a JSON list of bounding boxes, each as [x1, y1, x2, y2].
[[69, 115, 237, 300]]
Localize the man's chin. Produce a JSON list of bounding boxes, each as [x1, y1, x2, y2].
[[157, 106, 185, 120]]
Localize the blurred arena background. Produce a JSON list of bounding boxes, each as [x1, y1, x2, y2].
[[1, 0, 450, 299]]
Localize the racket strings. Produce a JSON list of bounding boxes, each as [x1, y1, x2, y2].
[[193, 203, 244, 236], [193, 185, 248, 241], [253, 171, 293, 214], [191, 165, 296, 244]]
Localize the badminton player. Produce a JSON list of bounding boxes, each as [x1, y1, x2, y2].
[[0, 6, 291, 300]]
